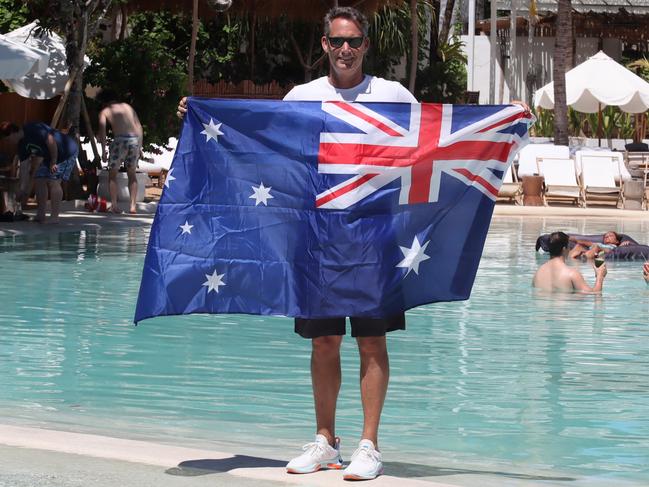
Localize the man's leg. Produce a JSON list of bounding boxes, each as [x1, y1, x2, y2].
[[126, 165, 137, 214], [48, 180, 63, 223], [311, 335, 343, 446], [356, 336, 389, 447], [108, 166, 121, 213]]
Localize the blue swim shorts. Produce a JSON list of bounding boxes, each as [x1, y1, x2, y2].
[[34, 154, 78, 181]]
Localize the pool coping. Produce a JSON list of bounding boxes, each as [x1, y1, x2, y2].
[[2, 201, 647, 239], [0, 424, 458, 487]]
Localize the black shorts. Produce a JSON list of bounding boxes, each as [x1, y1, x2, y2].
[[294, 314, 405, 339]]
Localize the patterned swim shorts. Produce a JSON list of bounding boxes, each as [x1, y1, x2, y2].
[[34, 154, 78, 181], [109, 135, 141, 170]]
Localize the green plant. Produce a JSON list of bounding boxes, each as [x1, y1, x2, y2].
[[584, 106, 634, 140], [0, 0, 31, 33], [627, 57, 649, 82], [85, 11, 190, 149], [365, 1, 432, 82], [416, 35, 467, 103], [531, 107, 554, 137]]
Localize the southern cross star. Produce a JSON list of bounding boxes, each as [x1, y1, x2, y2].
[[164, 168, 176, 188], [203, 270, 226, 293], [201, 118, 224, 143], [249, 182, 274, 206], [179, 221, 193, 235], [396, 236, 431, 276]]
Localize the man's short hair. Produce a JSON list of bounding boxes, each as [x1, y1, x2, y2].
[[97, 89, 119, 107], [0, 121, 19, 138], [548, 231, 569, 257], [323, 6, 369, 37]]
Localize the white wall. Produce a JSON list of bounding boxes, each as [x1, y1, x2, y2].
[[461, 34, 620, 105]]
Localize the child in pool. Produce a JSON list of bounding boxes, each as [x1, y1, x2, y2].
[[569, 231, 631, 260]]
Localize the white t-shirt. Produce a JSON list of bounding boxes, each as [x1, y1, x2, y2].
[[283, 75, 417, 103]]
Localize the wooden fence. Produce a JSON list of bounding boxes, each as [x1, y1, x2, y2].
[[0, 92, 60, 126], [193, 79, 294, 99]]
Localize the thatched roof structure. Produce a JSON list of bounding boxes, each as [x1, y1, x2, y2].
[[477, 10, 649, 46], [129, 0, 405, 20]]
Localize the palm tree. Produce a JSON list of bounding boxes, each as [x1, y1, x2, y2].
[[553, 0, 572, 145], [408, 0, 418, 93]]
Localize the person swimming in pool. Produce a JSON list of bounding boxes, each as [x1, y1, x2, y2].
[[534, 232, 607, 292], [568, 231, 631, 260]]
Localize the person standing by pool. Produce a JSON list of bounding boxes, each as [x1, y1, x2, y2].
[[534, 232, 607, 292], [178, 6, 413, 481], [97, 92, 143, 215], [280, 8, 418, 480], [0, 121, 78, 223]]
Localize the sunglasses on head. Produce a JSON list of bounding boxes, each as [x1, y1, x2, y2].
[[327, 36, 364, 49]]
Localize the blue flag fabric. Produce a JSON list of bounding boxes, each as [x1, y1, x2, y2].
[[134, 98, 532, 323]]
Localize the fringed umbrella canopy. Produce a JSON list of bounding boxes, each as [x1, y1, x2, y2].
[[129, 0, 405, 20]]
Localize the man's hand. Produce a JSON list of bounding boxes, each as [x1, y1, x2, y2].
[[620, 240, 631, 246], [177, 97, 188, 119], [594, 262, 607, 280], [511, 100, 531, 115], [50, 164, 58, 174]]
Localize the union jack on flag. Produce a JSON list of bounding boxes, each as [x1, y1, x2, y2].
[[134, 98, 532, 324], [316, 101, 528, 208]]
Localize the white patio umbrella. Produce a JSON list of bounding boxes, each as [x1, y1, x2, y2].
[[0, 33, 49, 79], [534, 51, 649, 114], [2, 22, 88, 100]]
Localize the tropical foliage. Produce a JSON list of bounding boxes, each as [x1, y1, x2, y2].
[[0, 0, 31, 33], [532, 106, 635, 140], [85, 11, 193, 149]]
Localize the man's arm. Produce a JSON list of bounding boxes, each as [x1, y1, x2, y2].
[[98, 109, 108, 162], [132, 107, 144, 148], [45, 132, 58, 172], [569, 236, 595, 247], [571, 264, 606, 293]]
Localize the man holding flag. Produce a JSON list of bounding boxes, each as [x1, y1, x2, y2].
[[170, 5, 531, 482]]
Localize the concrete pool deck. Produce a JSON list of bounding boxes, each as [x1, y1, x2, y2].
[[0, 424, 464, 487], [1, 201, 648, 240]]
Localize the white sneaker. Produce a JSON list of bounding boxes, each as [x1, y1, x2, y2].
[[286, 434, 343, 474], [343, 439, 383, 481]]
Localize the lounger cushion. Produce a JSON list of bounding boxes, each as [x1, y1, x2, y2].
[[535, 233, 649, 260]]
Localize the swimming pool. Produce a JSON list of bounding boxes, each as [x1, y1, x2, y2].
[[1, 217, 648, 486]]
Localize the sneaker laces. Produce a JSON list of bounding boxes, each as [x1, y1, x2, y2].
[[351, 445, 380, 463], [301, 441, 326, 456]]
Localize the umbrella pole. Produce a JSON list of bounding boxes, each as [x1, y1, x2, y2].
[[597, 102, 603, 147]]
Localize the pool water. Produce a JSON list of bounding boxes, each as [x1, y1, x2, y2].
[[1, 218, 648, 486]]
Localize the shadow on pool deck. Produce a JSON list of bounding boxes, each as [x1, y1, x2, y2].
[[166, 456, 286, 476], [166, 457, 576, 482]]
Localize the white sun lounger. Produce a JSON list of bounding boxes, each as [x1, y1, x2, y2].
[[578, 152, 624, 208], [536, 157, 583, 207], [497, 164, 522, 205], [517, 144, 570, 177]]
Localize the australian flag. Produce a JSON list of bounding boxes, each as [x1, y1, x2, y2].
[[134, 98, 532, 323]]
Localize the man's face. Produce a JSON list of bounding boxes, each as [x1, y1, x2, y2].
[[321, 17, 369, 79], [603, 232, 619, 245]]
